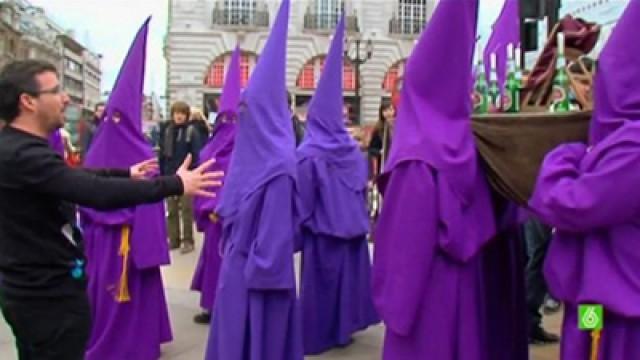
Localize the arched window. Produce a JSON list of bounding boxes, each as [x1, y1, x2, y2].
[[296, 56, 356, 90], [382, 60, 407, 92], [204, 52, 257, 88]]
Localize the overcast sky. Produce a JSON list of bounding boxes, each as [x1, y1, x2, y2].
[[30, 0, 507, 96], [30, 0, 168, 96]]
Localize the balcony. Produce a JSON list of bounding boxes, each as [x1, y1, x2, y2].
[[303, 12, 359, 33], [211, 2, 269, 30], [389, 17, 427, 37]]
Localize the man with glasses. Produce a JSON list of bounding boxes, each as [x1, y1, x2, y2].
[[0, 60, 222, 359]]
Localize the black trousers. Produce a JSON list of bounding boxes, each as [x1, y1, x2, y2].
[[0, 292, 91, 360], [524, 218, 552, 331]]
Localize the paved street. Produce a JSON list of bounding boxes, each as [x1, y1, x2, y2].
[[0, 234, 561, 359]]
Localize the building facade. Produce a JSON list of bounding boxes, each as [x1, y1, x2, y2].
[[0, 0, 102, 116], [165, 0, 437, 124]]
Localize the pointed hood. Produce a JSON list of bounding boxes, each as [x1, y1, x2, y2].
[[84, 16, 152, 169], [382, 0, 479, 204], [48, 129, 64, 156], [589, 0, 640, 144], [194, 46, 242, 226], [217, 0, 295, 218], [217, 46, 242, 116], [297, 15, 366, 190], [483, 0, 520, 91], [80, 17, 169, 269]]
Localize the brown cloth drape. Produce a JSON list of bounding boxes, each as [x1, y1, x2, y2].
[[522, 16, 600, 108], [472, 111, 591, 206]]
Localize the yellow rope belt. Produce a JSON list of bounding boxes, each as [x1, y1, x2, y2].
[[115, 225, 131, 303], [590, 329, 601, 360]]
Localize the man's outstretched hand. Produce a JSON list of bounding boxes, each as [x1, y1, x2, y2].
[[176, 154, 223, 197]]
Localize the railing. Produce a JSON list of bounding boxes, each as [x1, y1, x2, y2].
[[212, 4, 269, 29], [303, 12, 359, 32]]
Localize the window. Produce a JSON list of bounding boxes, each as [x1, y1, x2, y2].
[[224, 0, 257, 26], [64, 76, 83, 94], [397, 0, 427, 34], [315, 0, 341, 29], [205, 52, 255, 88], [240, 54, 250, 86], [383, 61, 406, 92], [205, 58, 225, 87], [65, 58, 82, 73], [298, 56, 356, 90], [297, 62, 315, 89], [343, 61, 355, 90]]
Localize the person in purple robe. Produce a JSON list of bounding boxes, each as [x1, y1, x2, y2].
[[48, 129, 65, 156], [205, 0, 302, 359], [296, 16, 379, 355], [79, 18, 174, 359], [480, 193, 529, 360], [528, 1, 640, 358], [483, 0, 519, 92], [191, 46, 242, 325], [371, 0, 501, 358]]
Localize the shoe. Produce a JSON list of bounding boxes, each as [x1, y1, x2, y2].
[[193, 312, 211, 324], [543, 297, 562, 315], [181, 243, 195, 254], [169, 242, 180, 250], [529, 327, 560, 345]]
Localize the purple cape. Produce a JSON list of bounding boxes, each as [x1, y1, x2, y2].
[[79, 17, 172, 359], [48, 130, 65, 156], [529, 1, 640, 358], [206, 1, 302, 359], [296, 16, 378, 355], [191, 46, 241, 310], [483, 0, 520, 92], [372, 0, 499, 358]]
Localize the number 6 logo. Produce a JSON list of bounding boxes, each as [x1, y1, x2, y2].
[[579, 304, 604, 330]]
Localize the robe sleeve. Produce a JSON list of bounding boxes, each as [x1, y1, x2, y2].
[[296, 158, 317, 226], [529, 142, 640, 232], [295, 158, 317, 252], [244, 176, 296, 290], [372, 161, 438, 336]]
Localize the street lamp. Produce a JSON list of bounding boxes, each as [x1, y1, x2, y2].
[[344, 36, 373, 124]]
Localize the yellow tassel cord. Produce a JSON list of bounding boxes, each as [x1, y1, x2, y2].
[[590, 330, 601, 360], [115, 225, 131, 303], [209, 212, 219, 223]]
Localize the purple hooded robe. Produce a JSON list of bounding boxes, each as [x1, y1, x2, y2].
[[296, 15, 379, 355], [205, 1, 303, 359], [191, 46, 242, 311], [529, 1, 640, 358], [371, 1, 501, 358], [79, 18, 172, 360], [48, 130, 65, 157]]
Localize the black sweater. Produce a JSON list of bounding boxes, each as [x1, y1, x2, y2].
[[0, 126, 183, 298]]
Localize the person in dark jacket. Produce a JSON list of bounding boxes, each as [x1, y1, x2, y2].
[[368, 99, 395, 179], [0, 59, 220, 360], [190, 108, 211, 140], [159, 101, 206, 253], [81, 102, 105, 158]]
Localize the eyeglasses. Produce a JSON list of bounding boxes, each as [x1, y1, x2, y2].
[[24, 85, 63, 97]]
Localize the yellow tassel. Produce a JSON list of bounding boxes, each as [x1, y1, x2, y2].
[[209, 212, 219, 223], [115, 225, 131, 303], [590, 330, 601, 360]]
